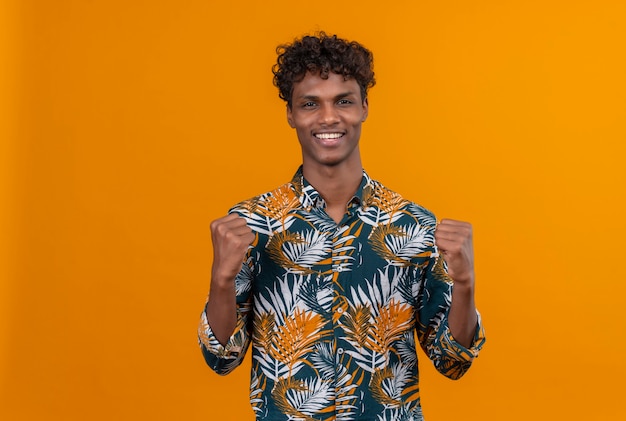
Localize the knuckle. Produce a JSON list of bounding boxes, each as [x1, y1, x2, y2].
[[215, 223, 228, 236], [224, 230, 237, 241]]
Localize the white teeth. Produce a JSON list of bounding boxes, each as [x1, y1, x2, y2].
[[315, 133, 343, 140]]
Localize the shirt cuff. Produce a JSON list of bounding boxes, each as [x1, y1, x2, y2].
[[443, 310, 486, 360], [198, 308, 244, 359]]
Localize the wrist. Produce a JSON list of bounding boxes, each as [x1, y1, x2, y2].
[[451, 279, 475, 295], [450, 270, 474, 285], [210, 270, 237, 290]]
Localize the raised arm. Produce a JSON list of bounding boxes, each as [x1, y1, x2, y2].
[[434, 218, 478, 348], [205, 213, 255, 346]]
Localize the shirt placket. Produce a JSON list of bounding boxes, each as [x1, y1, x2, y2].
[[329, 203, 360, 415]]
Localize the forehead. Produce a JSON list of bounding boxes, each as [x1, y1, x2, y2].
[[292, 72, 361, 99]]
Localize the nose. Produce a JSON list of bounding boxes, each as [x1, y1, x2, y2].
[[318, 104, 339, 126]]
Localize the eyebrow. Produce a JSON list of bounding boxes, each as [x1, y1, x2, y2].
[[296, 91, 359, 101]]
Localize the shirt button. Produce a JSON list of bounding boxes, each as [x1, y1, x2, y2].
[[335, 266, 343, 272], [337, 348, 344, 355], [337, 307, 344, 314]]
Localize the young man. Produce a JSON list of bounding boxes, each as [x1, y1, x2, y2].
[[199, 32, 485, 420]]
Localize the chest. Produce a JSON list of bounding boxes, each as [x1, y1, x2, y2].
[[250, 210, 431, 314]]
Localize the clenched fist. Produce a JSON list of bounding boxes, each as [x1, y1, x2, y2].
[[434, 219, 474, 285], [210, 213, 255, 282]]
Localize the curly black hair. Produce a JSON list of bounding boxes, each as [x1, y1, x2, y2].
[[272, 32, 376, 107]]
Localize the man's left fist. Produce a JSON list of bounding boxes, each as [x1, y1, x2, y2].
[[434, 219, 475, 284]]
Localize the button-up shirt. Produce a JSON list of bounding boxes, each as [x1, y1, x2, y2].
[[199, 168, 485, 420]]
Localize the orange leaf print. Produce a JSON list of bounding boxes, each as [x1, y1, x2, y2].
[[366, 300, 413, 355], [270, 309, 329, 368]]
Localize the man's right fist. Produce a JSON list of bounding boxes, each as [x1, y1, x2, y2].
[[210, 213, 255, 281]]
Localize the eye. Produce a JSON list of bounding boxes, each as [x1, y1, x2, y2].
[[302, 101, 317, 108], [337, 99, 353, 105]]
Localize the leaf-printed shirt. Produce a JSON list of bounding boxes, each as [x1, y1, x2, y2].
[[199, 167, 486, 421]]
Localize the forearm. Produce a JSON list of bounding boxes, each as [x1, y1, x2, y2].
[[205, 212, 255, 346], [205, 274, 238, 346], [448, 281, 478, 348]]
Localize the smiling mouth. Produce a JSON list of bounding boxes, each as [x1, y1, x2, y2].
[[314, 132, 344, 140]]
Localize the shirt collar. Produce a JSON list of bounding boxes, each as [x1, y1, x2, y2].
[[290, 166, 374, 210]]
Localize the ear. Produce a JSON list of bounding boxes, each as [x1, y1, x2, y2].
[[286, 105, 295, 128], [361, 97, 369, 122]]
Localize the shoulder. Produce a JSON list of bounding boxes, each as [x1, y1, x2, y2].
[[226, 181, 302, 237], [228, 181, 300, 216]]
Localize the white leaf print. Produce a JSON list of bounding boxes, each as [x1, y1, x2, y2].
[[253, 353, 290, 382], [302, 210, 337, 232], [382, 363, 411, 402], [234, 255, 254, 296], [282, 230, 331, 270], [357, 206, 403, 227], [384, 224, 432, 261], [344, 348, 388, 373], [255, 275, 300, 325], [238, 210, 296, 236], [406, 203, 436, 228], [396, 331, 418, 369], [310, 342, 336, 380], [286, 377, 333, 419]]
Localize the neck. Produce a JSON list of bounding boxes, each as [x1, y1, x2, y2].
[[302, 160, 363, 209]]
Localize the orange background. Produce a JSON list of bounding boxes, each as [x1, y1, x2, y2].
[[2, 1, 625, 420]]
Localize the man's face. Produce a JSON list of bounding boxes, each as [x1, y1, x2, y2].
[[287, 72, 368, 170]]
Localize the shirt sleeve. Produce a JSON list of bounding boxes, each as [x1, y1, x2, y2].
[[416, 250, 486, 380], [197, 262, 254, 375]]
